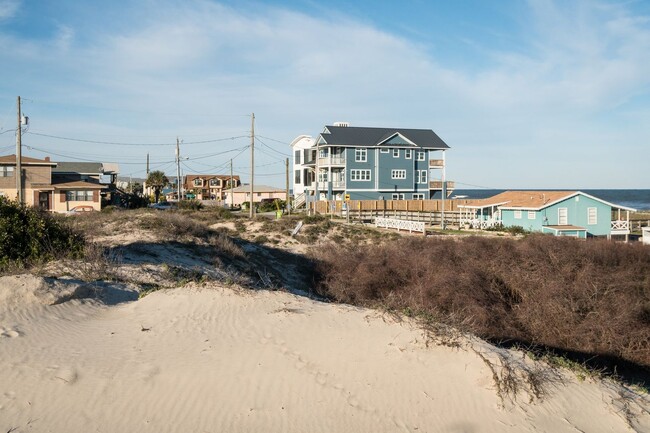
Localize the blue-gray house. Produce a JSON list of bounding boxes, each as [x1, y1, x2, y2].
[[294, 122, 452, 201], [459, 191, 636, 240]]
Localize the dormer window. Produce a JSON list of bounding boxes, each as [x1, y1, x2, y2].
[[209, 179, 220, 187], [193, 178, 203, 187]]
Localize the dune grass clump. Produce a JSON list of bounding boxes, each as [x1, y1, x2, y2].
[[313, 234, 650, 376], [0, 197, 85, 271]]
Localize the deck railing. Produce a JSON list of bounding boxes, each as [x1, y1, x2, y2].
[[611, 220, 630, 231], [429, 159, 444, 168]]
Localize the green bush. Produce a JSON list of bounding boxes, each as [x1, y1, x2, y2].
[[0, 197, 85, 270], [177, 199, 203, 211]]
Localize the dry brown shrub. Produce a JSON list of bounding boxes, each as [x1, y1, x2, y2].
[[312, 235, 650, 373]]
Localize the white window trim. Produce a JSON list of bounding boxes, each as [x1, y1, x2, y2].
[[412, 193, 424, 200], [391, 193, 405, 200], [393, 149, 400, 158], [380, 148, 389, 153], [528, 211, 536, 220], [405, 149, 412, 159], [355, 148, 367, 162], [391, 169, 406, 179], [587, 207, 597, 225], [350, 169, 371, 181], [416, 170, 428, 183], [558, 207, 568, 225], [514, 210, 522, 219], [416, 151, 426, 161]]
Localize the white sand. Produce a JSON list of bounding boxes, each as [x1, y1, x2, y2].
[[1, 276, 648, 432]]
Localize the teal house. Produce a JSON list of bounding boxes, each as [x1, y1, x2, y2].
[[459, 191, 636, 240]]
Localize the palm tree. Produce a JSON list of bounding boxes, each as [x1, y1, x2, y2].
[[146, 170, 169, 203]]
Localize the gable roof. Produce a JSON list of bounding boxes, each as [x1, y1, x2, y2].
[[319, 126, 450, 149], [0, 154, 57, 166], [459, 190, 637, 212]]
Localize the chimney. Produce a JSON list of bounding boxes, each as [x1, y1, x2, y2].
[[44, 156, 50, 162]]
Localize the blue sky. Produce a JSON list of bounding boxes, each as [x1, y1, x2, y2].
[[0, 0, 649, 189]]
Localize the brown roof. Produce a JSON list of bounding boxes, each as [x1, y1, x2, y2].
[[0, 154, 56, 166], [185, 174, 240, 181], [460, 191, 577, 210], [51, 179, 104, 189]]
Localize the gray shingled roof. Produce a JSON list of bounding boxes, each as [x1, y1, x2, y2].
[[52, 162, 103, 174], [320, 126, 450, 149]]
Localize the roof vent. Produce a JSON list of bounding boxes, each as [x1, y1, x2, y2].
[[333, 121, 350, 127]]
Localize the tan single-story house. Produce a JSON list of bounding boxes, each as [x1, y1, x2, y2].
[[224, 184, 286, 207]]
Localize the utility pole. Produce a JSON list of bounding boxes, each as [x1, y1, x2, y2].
[[16, 96, 23, 205], [285, 157, 290, 214], [176, 137, 181, 201], [249, 112, 255, 219], [230, 159, 234, 209], [146, 153, 150, 175]]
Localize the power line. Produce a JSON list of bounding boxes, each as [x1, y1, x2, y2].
[[25, 131, 249, 146]]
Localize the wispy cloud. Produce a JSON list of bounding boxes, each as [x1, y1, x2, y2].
[[0, 0, 20, 21]]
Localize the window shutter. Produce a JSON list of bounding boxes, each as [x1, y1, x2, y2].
[[60, 192, 66, 203], [93, 190, 99, 201]]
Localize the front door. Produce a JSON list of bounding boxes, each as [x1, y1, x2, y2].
[[558, 207, 568, 225], [39, 192, 49, 209]]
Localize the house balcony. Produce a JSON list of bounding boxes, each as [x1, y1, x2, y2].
[[429, 159, 445, 168], [330, 180, 346, 189], [317, 156, 346, 167], [429, 181, 455, 190], [611, 220, 630, 235]]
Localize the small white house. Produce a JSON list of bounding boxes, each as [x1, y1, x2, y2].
[[290, 135, 315, 197], [643, 227, 650, 245]]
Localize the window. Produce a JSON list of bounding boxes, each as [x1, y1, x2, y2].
[[416, 151, 426, 161], [318, 172, 328, 183], [587, 207, 597, 225], [294, 150, 301, 165], [0, 166, 14, 177], [558, 207, 568, 225], [350, 169, 371, 181], [294, 170, 301, 184], [209, 179, 220, 187], [193, 178, 202, 187], [380, 148, 389, 153], [405, 149, 412, 159], [65, 190, 93, 201], [355, 148, 367, 162], [391, 169, 406, 179], [393, 149, 400, 158], [391, 193, 405, 200], [256, 193, 262, 197], [319, 148, 328, 158], [528, 211, 536, 220], [514, 210, 522, 219], [415, 170, 427, 184], [412, 193, 424, 200]]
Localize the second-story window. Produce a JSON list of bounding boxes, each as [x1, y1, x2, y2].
[[405, 149, 412, 159], [393, 149, 400, 158], [209, 179, 220, 187], [355, 148, 367, 162], [391, 169, 406, 179], [0, 166, 14, 177], [417, 151, 426, 161], [193, 178, 202, 187]]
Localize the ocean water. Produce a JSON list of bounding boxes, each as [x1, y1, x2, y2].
[[450, 189, 650, 211]]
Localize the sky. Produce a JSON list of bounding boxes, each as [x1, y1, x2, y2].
[[0, 0, 649, 189]]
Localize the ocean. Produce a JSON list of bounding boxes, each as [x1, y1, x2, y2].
[[450, 189, 650, 211]]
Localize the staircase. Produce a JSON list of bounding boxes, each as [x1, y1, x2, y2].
[[293, 193, 306, 209]]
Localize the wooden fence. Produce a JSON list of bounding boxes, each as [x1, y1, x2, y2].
[[308, 199, 473, 227]]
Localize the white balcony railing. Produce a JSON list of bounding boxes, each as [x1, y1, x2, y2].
[[611, 220, 630, 231], [317, 157, 346, 166]]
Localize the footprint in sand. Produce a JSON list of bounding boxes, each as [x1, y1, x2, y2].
[[53, 366, 79, 385]]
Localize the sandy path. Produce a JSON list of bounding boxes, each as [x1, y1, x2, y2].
[[1, 279, 647, 432]]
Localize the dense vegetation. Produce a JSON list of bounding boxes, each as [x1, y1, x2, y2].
[[0, 197, 85, 270], [313, 234, 650, 376]]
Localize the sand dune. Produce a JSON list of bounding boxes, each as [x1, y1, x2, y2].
[[1, 276, 648, 432]]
